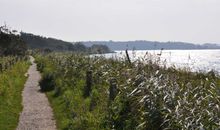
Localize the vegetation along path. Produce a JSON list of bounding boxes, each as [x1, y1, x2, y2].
[[16, 56, 56, 130]]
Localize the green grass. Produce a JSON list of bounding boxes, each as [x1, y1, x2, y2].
[[35, 53, 220, 130], [0, 61, 29, 130]]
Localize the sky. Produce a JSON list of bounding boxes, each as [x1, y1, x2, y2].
[[1, 0, 220, 44]]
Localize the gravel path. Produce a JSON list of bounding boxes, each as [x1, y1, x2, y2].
[[17, 56, 56, 130]]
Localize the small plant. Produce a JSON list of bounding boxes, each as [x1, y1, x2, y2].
[[39, 73, 55, 92]]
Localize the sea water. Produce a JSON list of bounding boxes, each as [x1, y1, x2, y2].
[[96, 49, 220, 74]]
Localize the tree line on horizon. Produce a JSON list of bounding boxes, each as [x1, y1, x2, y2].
[[20, 32, 111, 54], [0, 25, 111, 55]]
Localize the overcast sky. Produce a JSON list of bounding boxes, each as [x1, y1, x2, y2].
[[1, 0, 220, 44]]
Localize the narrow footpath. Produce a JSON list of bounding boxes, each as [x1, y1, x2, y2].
[[17, 56, 56, 130]]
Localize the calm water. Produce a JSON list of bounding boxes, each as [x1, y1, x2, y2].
[[98, 49, 220, 74]]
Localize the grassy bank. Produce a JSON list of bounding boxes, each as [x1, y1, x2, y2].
[[36, 53, 220, 130], [0, 60, 29, 130]]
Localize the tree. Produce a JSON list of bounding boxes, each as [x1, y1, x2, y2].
[[0, 25, 27, 56]]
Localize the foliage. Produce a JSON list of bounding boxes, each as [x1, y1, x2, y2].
[[36, 52, 220, 130], [21, 32, 112, 53], [39, 73, 55, 92], [0, 56, 27, 72], [0, 25, 27, 56], [88, 44, 112, 54], [0, 58, 29, 130]]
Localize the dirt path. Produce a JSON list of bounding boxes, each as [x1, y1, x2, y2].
[[17, 56, 56, 130]]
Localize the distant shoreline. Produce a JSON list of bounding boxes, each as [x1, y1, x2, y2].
[[112, 48, 220, 51], [83, 41, 220, 51]]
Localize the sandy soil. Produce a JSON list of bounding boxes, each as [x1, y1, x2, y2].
[[16, 56, 56, 130]]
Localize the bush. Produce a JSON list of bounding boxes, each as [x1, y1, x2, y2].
[[39, 73, 55, 92]]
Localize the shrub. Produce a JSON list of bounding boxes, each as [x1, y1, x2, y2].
[[39, 73, 55, 92]]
